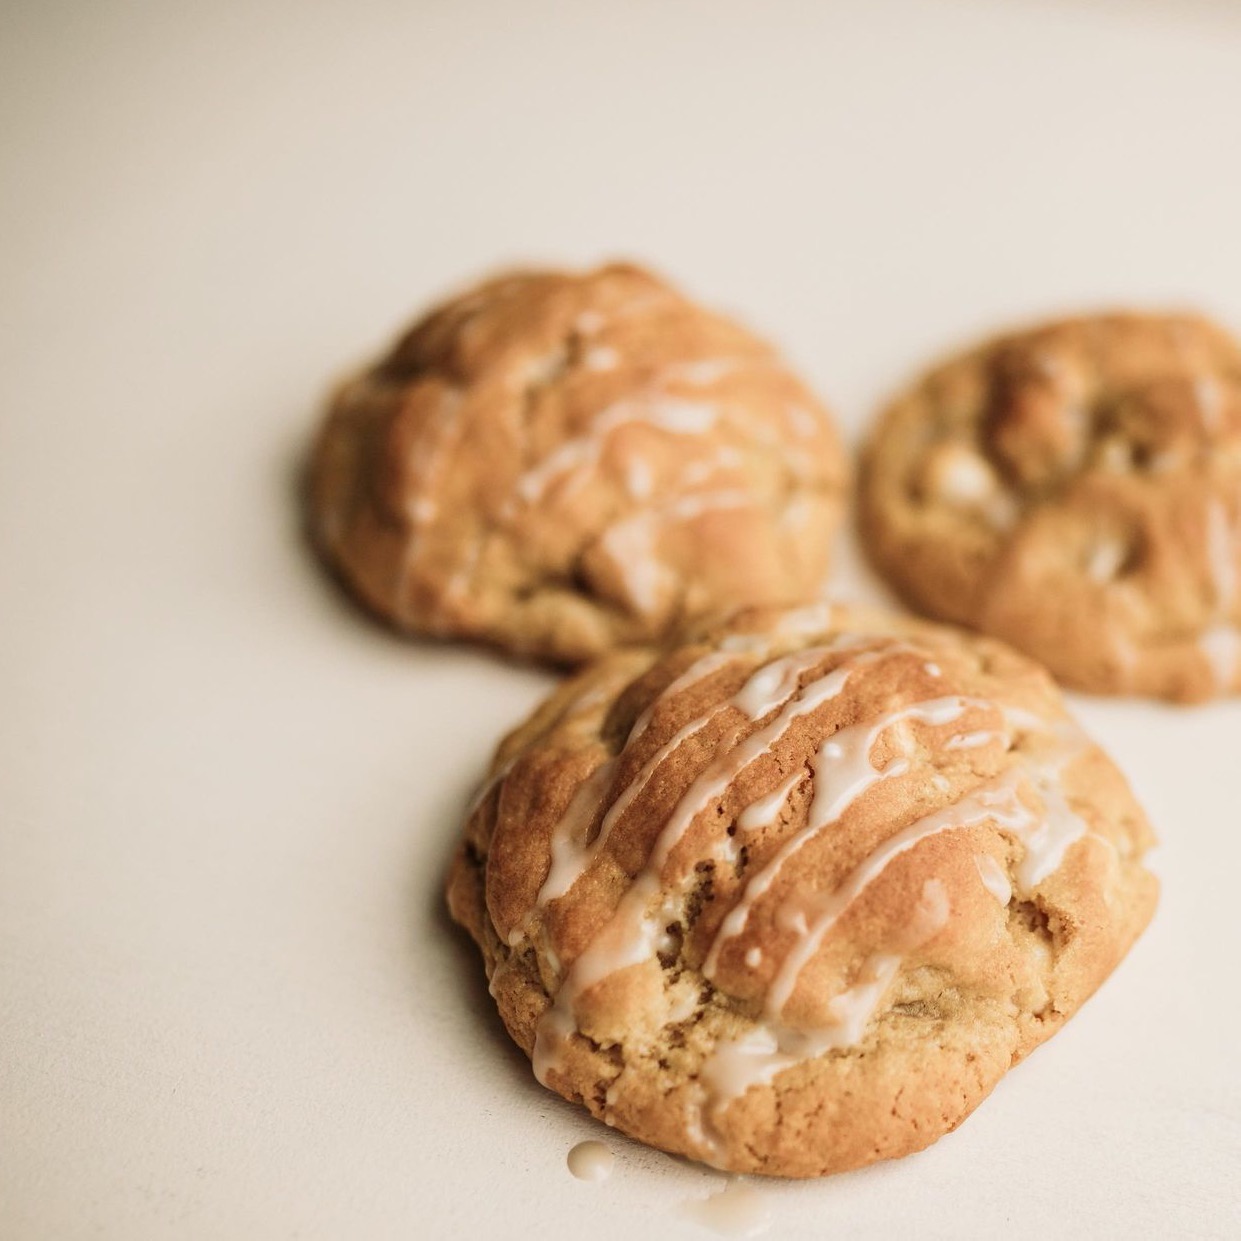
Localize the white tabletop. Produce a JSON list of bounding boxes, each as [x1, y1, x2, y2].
[[3, 2, 1240, 1237]]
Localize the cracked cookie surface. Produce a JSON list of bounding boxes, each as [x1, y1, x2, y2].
[[309, 263, 847, 664], [446, 603, 1157, 1177], [859, 311, 1241, 701]]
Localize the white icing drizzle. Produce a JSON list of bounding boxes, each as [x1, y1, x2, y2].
[[595, 489, 757, 616], [527, 632, 1101, 1156], [566, 1139, 614, 1182], [730, 645, 836, 719], [770, 601, 837, 639], [763, 722, 1095, 1020], [703, 696, 979, 977], [973, 852, 1013, 906], [538, 645, 843, 911], [736, 770, 804, 832], [465, 756, 518, 822], [945, 729, 1002, 750], [761, 779, 1021, 1018], [538, 759, 620, 910], [531, 645, 872, 1082], [515, 396, 720, 503], [533, 871, 670, 1085], [392, 389, 462, 623], [596, 519, 669, 616], [465, 682, 617, 824], [626, 651, 740, 744], [665, 488, 755, 522], [696, 955, 901, 1118]]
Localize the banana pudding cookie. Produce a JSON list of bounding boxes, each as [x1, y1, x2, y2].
[[860, 311, 1241, 701], [446, 603, 1157, 1178], [309, 263, 847, 664]]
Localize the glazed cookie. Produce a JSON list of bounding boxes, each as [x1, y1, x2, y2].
[[446, 603, 1157, 1178], [309, 263, 847, 664], [859, 311, 1241, 701]]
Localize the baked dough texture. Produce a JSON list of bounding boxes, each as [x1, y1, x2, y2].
[[859, 311, 1241, 701], [309, 263, 848, 664], [446, 603, 1157, 1177]]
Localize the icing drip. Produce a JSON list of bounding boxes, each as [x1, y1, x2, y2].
[[532, 644, 872, 1081], [762, 777, 1026, 1018], [537, 644, 848, 912], [735, 770, 804, 832], [974, 852, 1013, 906], [534, 871, 671, 1085], [703, 696, 979, 976], [702, 954, 902, 1104]]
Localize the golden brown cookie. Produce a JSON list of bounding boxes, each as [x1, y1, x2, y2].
[[446, 603, 1157, 1178], [859, 311, 1241, 701], [309, 263, 848, 664]]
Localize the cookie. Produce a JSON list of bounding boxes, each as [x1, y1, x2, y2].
[[859, 311, 1241, 701], [309, 263, 848, 664], [446, 603, 1157, 1178]]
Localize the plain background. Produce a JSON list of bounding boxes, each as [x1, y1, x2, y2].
[[3, 2, 1240, 1237]]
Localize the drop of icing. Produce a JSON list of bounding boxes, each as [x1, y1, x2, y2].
[[681, 1179, 771, 1236], [566, 1139, 614, 1182]]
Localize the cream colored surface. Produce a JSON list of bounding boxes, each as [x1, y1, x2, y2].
[[1, 0, 1238, 1237]]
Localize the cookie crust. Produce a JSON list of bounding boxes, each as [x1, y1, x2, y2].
[[446, 604, 1157, 1177], [309, 263, 848, 664], [859, 311, 1241, 701]]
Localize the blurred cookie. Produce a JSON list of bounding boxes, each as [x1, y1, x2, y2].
[[859, 311, 1241, 701], [446, 603, 1157, 1177], [309, 263, 847, 664]]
